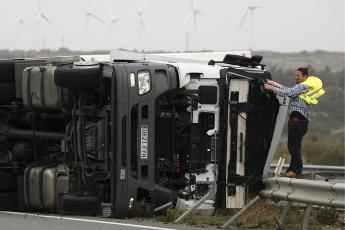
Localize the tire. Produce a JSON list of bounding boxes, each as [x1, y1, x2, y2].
[[54, 67, 100, 89], [0, 171, 17, 191], [0, 192, 17, 210]]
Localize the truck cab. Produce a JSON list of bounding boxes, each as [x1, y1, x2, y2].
[[0, 53, 288, 217]]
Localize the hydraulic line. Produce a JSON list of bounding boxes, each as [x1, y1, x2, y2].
[[1, 126, 65, 141]]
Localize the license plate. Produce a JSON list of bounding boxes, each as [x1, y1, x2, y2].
[[140, 124, 148, 159]]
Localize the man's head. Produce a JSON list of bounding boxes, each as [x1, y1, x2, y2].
[[295, 67, 309, 84]]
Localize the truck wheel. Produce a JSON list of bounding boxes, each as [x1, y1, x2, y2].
[[54, 67, 100, 89], [0, 171, 17, 191]]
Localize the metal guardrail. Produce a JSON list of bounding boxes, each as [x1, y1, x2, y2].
[[260, 177, 345, 208], [222, 162, 345, 229], [269, 164, 345, 175]]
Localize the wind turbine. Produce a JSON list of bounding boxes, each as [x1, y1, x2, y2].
[[180, 0, 204, 51], [86, 11, 108, 27], [34, 0, 53, 49], [10, 18, 26, 28], [190, 0, 204, 35], [8, 17, 27, 50], [236, 4, 263, 50], [85, 0, 109, 50], [135, 11, 146, 35], [135, 10, 146, 52], [109, 13, 118, 32], [185, 32, 190, 51], [35, 0, 53, 26], [108, 12, 119, 49]]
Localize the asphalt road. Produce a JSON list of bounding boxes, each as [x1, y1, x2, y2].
[[0, 211, 216, 230]]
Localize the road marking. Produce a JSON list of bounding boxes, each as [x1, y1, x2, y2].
[[0, 211, 177, 230]]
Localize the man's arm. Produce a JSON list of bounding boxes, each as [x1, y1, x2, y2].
[[272, 84, 309, 97], [266, 80, 284, 88]]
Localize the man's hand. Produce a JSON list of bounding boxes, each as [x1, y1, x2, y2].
[[266, 80, 283, 88], [266, 80, 275, 85], [264, 83, 276, 91]]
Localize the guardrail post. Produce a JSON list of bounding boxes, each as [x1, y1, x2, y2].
[[302, 205, 312, 230], [221, 196, 261, 229], [278, 202, 292, 226], [174, 192, 210, 223]]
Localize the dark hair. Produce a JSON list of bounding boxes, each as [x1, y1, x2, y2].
[[296, 67, 308, 76]]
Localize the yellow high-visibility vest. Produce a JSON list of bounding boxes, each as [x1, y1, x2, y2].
[[299, 76, 325, 104]]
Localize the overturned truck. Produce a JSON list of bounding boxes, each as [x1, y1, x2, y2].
[[0, 53, 287, 217]]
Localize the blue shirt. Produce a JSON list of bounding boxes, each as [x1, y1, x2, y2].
[[273, 84, 311, 121]]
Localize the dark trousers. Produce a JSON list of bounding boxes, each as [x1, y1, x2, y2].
[[287, 118, 308, 174]]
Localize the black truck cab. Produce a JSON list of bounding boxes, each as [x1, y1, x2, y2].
[[0, 53, 289, 217]]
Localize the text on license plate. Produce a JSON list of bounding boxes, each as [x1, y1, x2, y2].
[[140, 124, 148, 159]]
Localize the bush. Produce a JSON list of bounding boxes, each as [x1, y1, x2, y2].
[[274, 136, 345, 166], [155, 208, 178, 223], [316, 208, 339, 225], [165, 208, 178, 222]]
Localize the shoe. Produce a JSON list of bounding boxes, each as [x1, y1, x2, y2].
[[280, 172, 286, 177], [284, 171, 297, 178]]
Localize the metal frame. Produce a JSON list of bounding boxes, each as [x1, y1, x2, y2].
[[262, 96, 289, 177], [174, 192, 211, 223], [260, 177, 345, 208]]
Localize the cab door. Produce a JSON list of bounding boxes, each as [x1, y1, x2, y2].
[[224, 72, 286, 209]]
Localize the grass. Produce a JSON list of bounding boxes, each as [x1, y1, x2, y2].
[[153, 200, 345, 229]]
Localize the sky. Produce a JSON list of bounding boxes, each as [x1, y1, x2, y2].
[[0, 0, 344, 52]]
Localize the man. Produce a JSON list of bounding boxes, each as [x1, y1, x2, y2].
[[264, 67, 324, 177]]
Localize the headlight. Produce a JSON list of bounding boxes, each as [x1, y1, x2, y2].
[[138, 71, 151, 95]]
